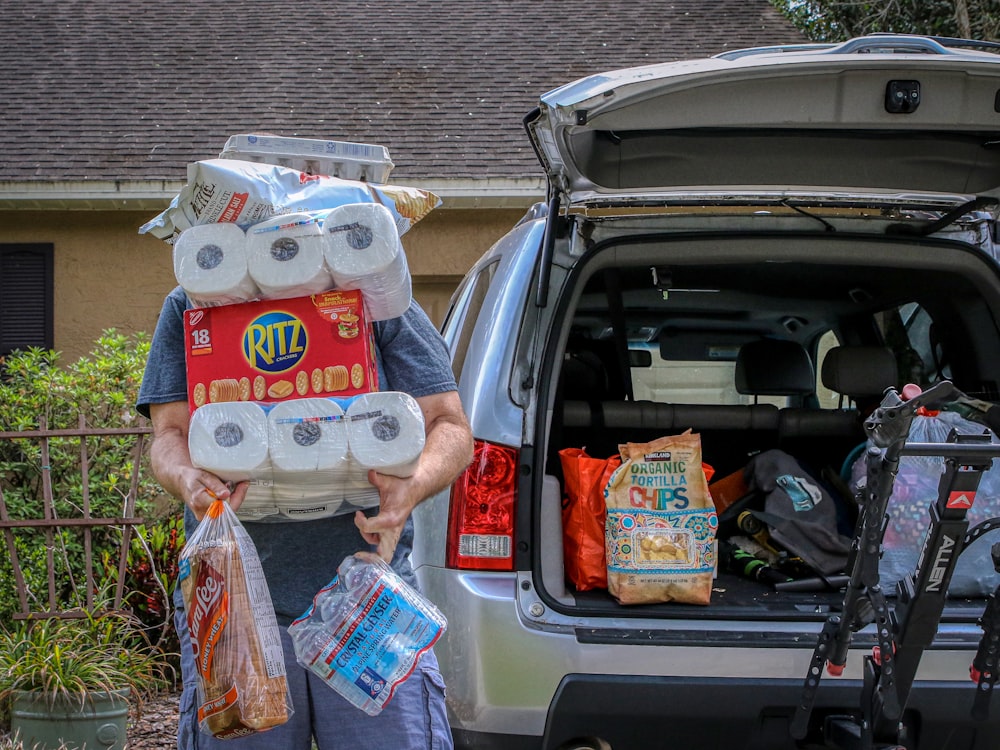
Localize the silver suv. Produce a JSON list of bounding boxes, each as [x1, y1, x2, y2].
[[412, 34, 1000, 750]]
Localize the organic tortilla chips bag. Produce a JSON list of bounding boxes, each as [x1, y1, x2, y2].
[[605, 432, 718, 605]]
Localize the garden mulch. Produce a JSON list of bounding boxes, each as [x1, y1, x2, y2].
[[128, 690, 181, 750]]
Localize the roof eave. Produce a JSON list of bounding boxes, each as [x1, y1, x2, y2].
[[0, 177, 547, 211]]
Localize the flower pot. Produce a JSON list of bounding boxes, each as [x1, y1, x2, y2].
[[10, 688, 130, 750]]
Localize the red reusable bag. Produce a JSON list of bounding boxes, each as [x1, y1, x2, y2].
[[558, 448, 622, 591]]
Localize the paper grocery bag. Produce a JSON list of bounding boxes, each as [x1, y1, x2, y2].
[[605, 432, 718, 605]]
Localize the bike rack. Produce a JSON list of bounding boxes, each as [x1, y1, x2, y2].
[[791, 381, 1000, 749]]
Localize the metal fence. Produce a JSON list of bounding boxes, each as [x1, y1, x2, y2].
[[0, 415, 152, 619]]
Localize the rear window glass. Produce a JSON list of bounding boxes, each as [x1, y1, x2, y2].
[[630, 343, 789, 408], [442, 259, 499, 381]]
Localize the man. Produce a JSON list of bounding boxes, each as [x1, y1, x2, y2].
[[137, 285, 473, 750]]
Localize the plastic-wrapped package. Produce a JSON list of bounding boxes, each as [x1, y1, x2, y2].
[[187, 394, 426, 522], [172, 223, 260, 306], [288, 554, 447, 716], [321, 203, 412, 321], [139, 158, 439, 242], [178, 499, 292, 738], [850, 410, 1000, 596]]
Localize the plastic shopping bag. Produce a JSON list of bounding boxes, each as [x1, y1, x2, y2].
[[178, 499, 292, 739], [288, 553, 447, 716], [559, 447, 621, 591], [850, 410, 1000, 596]]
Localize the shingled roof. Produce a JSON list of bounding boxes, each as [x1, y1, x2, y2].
[[0, 0, 804, 204]]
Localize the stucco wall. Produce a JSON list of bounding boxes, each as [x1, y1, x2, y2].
[[0, 206, 528, 363]]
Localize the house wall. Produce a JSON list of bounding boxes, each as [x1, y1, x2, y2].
[[0, 207, 528, 363]]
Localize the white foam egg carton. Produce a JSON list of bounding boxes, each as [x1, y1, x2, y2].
[[220, 134, 395, 183]]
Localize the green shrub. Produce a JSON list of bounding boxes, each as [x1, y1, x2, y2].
[[0, 330, 167, 623], [102, 514, 186, 678], [0, 602, 174, 703]]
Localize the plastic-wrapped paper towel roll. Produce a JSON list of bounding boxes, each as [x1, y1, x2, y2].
[[346, 391, 425, 477], [267, 398, 349, 472], [188, 402, 270, 481], [270, 475, 346, 520], [246, 213, 335, 299], [173, 223, 259, 306], [322, 203, 412, 321]]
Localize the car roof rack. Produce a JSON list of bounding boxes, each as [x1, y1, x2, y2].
[[716, 32, 1000, 61]]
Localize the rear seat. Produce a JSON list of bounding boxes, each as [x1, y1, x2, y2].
[[560, 338, 816, 475], [556, 336, 897, 500], [778, 345, 898, 472]]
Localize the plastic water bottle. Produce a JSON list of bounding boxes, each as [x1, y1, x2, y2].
[[288, 554, 447, 715]]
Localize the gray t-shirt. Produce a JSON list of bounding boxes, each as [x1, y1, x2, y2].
[[137, 286, 457, 624]]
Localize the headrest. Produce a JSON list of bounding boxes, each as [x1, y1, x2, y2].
[[735, 339, 815, 396], [821, 346, 897, 401]]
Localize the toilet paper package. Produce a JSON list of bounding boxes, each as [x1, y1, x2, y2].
[[190, 393, 425, 522], [267, 398, 349, 472], [246, 213, 336, 300], [139, 158, 440, 242], [322, 203, 412, 321], [346, 392, 426, 478], [173, 223, 260, 306], [189, 402, 271, 482], [183, 290, 378, 414]]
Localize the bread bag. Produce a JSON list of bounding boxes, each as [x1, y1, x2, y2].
[[178, 499, 293, 738]]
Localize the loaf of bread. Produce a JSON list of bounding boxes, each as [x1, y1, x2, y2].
[[180, 500, 291, 739]]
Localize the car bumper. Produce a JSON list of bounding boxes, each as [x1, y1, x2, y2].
[[416, 566, 992, 750]]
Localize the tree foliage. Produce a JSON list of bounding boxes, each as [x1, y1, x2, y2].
[[771, 0, 1000, 42]]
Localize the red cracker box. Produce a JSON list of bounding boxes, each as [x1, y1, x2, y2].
[[183, 290, 378, 413]]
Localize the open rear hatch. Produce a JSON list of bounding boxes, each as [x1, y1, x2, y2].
[[526, 34, 1000, 212], [525, 36, 1000, 625]]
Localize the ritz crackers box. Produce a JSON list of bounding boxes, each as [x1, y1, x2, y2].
[[183, 290, 378, 413]]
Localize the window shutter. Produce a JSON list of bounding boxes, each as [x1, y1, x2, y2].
[[0, 244, 54, 356]]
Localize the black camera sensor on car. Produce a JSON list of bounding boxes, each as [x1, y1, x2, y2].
[[886, 79, 921, 113]]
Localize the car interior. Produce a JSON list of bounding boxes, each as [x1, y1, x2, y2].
[[540, 235, 1000, 618]]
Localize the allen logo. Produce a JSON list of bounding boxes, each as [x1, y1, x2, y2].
[[946, 491, 975, 509]]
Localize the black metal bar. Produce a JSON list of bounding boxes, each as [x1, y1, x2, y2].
[[0, 427, 153, 439]]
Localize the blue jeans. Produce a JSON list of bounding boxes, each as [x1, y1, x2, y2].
[[174, 590, 453, 750]]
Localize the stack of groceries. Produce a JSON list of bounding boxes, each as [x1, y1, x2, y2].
[[149, 135, 447, 734], [140, 135, 442, 521]]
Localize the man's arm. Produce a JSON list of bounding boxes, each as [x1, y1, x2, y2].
[[148, 401, 248, 521], [354, 390, 474, 561]]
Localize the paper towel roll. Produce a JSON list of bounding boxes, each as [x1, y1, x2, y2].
[[267, 398, 349, 472], [173, 223, 259, 306], [270, 473, 346, 519], [234, 482, 280, 521], [322, 203, 412, 321], [246, 213, 335, 299], [188, 402, 270, 481], [346, 391, 425, 477]]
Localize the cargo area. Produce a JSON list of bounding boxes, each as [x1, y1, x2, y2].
[[534, 226, 1000, 621]]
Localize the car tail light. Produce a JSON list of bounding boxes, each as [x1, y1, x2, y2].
[[446, 439, 518, 570]]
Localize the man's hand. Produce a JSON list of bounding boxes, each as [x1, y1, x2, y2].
[[148, 401, 248, 520], [354, 470, 417, 562], [354, 390, 473, 561]]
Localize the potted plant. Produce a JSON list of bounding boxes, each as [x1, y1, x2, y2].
[[0, 605, 172, 750]]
